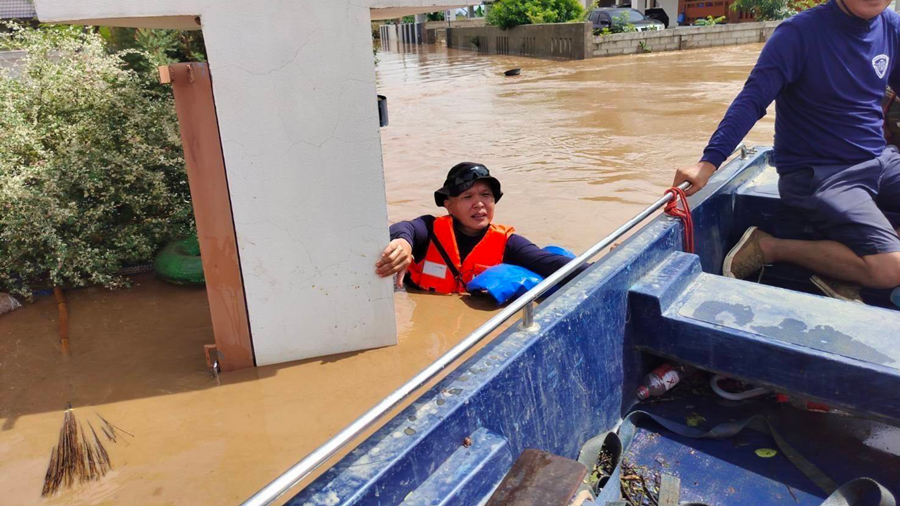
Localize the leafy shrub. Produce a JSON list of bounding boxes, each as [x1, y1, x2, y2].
[[694, 15, 727, 25], [594, 12, 637, 35], [728, 0, 824, 20], [487, 0, 586, 29], [0, 24, 194, 298]]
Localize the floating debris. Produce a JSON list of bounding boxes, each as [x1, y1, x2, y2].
[[41, 408, 132, 496]]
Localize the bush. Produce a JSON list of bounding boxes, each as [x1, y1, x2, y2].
[[0, 24, 194, 298], [729, 0, 825, 20], [694, 15, 727, 25], [594, 12, 637, 35], [487, 0, 586, 29]]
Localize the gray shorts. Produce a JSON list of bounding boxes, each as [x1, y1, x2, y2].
[[778, 146, 900, 257]]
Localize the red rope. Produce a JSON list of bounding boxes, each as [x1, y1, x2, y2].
[[664, 187, 694, 254]]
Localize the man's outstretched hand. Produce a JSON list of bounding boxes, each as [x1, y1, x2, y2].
[[673, 161, 716, 196], [376, 238, 413, 287]]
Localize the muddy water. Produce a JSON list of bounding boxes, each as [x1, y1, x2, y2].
[[0, 44, 772, 505]]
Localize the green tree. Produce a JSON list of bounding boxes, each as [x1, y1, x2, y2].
[[0, 24, 194, 298], [99, 27, 206, 76], [487, 0, 586, 29]]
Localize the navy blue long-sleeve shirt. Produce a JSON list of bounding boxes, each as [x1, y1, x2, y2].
[[701, 1, 900, 173], [389, 215, 588, 280]]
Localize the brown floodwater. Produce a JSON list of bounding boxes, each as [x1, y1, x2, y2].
[[0, 43, 774, 505]]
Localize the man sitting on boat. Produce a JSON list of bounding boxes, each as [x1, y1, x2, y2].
[[375, 162, 586, 294], [673, 0, 900, 302]]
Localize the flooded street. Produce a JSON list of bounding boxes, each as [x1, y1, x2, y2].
[[379, 44, 775, 251], [0, 44, 773, 505]]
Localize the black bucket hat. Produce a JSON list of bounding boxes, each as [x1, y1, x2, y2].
[[433, 162, 503, 207]]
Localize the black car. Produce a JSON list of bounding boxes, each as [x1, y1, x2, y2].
[[587, 8, 666, 32]]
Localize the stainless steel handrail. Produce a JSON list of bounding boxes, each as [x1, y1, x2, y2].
[[241, 144, 749, 506]]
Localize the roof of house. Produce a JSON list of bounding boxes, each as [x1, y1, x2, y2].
[[0, 0, 36, 20]]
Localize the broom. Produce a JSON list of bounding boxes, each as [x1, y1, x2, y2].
[[41, 407, 127, 496]]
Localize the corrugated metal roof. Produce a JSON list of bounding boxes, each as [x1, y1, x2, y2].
[[0, 0, 36, 20]]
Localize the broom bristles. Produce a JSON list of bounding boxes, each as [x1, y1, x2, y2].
[[42, 409, 125, 496]]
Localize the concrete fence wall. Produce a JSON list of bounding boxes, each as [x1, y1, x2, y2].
[[592, 21, 780, 58], [380, 23, 427, 45], [425, 18, 487, 45], [423, 18, 487, 30], [382, 20, 780, 59], [448, 22, 593, 60]]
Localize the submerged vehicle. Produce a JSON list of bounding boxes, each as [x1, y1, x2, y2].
[[245, 145, 900, 506]]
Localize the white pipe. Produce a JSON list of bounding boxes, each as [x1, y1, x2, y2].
[[710, 374, 768, 401]]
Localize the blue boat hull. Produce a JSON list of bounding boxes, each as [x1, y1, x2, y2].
[[289, 148, 900, 506]]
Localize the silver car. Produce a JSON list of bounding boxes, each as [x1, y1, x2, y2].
[[588, 8, 666, 32]]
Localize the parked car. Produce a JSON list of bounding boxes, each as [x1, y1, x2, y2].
[[587, 8, 666, 32], [644, 7, 670, 28]]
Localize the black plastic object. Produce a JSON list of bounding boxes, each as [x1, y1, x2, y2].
[[377, 95, 388, 127], [504, 68, 521, 77], [645, 8, 670, 28]]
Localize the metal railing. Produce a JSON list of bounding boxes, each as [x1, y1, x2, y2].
[[241, 144, 749, 506]]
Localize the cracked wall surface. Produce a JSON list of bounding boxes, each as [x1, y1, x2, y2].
[[32, 0, 480, 364]]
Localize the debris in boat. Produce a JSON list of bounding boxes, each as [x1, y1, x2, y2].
[[786, 483, 799, 503], [636, 363, 685, 400], [685, 412, 706, 427], [619, 457, 661, 506], [41, 408, 132, 496], [755, 448, 777, 458], [588, 441, 617, 485]]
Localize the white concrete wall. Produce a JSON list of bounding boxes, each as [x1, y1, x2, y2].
[[658, 0, 678, 28], [33, 0, 476, 366]]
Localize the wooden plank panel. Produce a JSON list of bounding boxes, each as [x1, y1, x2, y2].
[[163, 62, 254, 371]]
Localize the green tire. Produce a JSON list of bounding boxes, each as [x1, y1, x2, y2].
[[154, 236, 205, 286]]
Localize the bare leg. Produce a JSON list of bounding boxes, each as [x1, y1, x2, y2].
[[759, 236, 900, 289]]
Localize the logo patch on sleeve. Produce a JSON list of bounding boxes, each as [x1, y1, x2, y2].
[[873, 54, 890, 79]]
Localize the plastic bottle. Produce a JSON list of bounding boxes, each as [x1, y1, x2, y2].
[[636, 363, 683, 400]]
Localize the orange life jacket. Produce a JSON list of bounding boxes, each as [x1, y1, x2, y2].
[[407, 216, 514, 294]]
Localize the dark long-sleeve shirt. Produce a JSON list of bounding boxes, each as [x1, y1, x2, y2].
[[701, 1, 900, 174], [389, 215, 588, 280]]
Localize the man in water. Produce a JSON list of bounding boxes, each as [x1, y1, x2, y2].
[[375, 162, 586, 294], [674, 0, 900, 302]]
